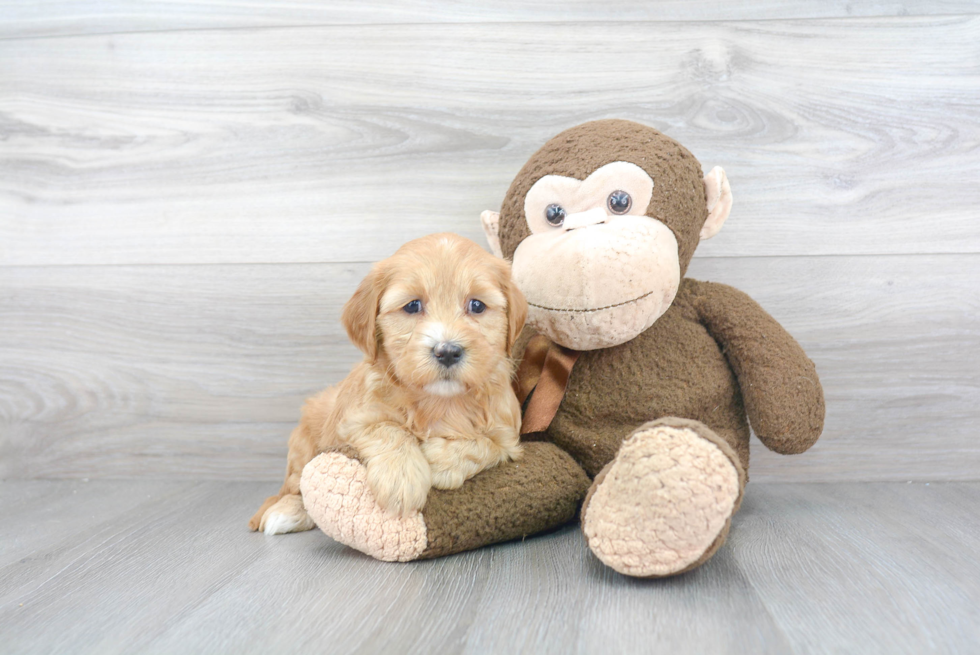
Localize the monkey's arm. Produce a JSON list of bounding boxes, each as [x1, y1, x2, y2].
[[692, 280, 824, 454]]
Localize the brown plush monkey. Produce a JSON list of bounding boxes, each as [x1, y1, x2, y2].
[[299, 119, 824, 577]]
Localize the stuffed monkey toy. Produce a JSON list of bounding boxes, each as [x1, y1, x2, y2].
[[298, 119, 825, 577]]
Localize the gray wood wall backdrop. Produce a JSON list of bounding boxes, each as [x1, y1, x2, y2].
[[1, 2, 978, 482]]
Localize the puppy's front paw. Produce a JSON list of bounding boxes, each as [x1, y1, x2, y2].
[[422, 437, 467, 490], [430, 467, 467, 491], [366, 446, 432, 516]]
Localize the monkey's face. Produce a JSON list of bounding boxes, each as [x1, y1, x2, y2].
[[511, 162, 680, 350], [483, 120, 732, 352]]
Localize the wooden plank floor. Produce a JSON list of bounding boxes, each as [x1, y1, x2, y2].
[[1, 480, 977, 654]]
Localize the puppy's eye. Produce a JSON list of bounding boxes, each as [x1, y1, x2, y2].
[[607, 190, 632, 214], [403, 299, 422, 314], [545, 204, 565, 227], [467, 299, 486, 315]]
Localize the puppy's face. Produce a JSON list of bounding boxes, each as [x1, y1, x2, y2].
[[342, 233, 527, 397]]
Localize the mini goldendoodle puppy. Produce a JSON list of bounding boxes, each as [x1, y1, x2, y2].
[[250, 233, 527, 535]]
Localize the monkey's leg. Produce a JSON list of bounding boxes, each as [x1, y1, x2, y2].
[[299, 441, 590, 562], [580, 417, 747, 578]]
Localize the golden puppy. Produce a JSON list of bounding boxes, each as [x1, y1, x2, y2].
[[249, 233, 527, 535]]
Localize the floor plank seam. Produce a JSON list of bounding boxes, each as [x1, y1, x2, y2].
[[1, 11, 978, 43]]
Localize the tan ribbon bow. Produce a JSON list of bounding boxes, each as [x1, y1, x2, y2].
[[513, 335, 581, 436]]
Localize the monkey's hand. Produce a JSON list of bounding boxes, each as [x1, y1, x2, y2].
[[693, 279, 825, 455]]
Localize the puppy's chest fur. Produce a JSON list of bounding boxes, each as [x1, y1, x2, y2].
[[335, 369, 507, 445], [403, 396, 496, 442]]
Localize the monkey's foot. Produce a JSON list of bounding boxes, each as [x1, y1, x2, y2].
[[300, 451, 428, 562], [581, 418, 745, 578]]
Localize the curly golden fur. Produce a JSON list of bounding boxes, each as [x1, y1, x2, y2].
[[249, 233, 527, 534]]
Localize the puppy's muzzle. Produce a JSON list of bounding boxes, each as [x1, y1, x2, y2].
[[432, 341, 464, 368]]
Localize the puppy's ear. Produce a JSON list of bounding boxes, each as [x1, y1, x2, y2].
[[342, 263, 386, 362], [498, 262, 527, 353]]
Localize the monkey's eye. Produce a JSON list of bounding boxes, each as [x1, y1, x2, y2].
[[467, 299, 486, 315], [545, 204, 566, 227], [607, 190, 632, 214], [403, 299, 422, 314]]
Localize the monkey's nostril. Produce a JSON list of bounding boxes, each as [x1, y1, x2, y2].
[[432, 342, 464, 368]]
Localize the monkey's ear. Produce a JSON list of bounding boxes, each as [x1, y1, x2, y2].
[[341, 265, 385, 363], [481, 210, 505, 259], [701, 166, 733, 240]]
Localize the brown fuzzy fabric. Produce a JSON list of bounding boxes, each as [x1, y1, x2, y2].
[[418, 441, 591, 559], [536, 281, 750, 478], [498, 119, 708, 277], [688, 280, 825, 454], [532, 277, 824, 479], [325, 444, 362, 462]]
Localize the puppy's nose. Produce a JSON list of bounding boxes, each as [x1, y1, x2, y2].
[[432, 341, 464, 368]]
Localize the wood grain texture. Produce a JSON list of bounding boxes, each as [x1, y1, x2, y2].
[[2, 16, 978, 266], [0, 480, 195, 568], [3, 1, 979, 39], [0, 481, 271, 653], [1, 480, 977, 653], [2, 254, 976, 482], [733, 483, 980, 652], [0, 263, 366, 481]]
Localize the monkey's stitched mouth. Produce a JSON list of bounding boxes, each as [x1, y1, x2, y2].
[[527, 289, 656, 314]]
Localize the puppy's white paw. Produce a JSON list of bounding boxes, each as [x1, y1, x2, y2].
[[366, 446, 432, 516], [261, 495, 315, 535]]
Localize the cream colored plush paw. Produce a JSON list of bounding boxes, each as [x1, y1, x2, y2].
[[300, 452, 428, 562], [582, 423, 741, 577]]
